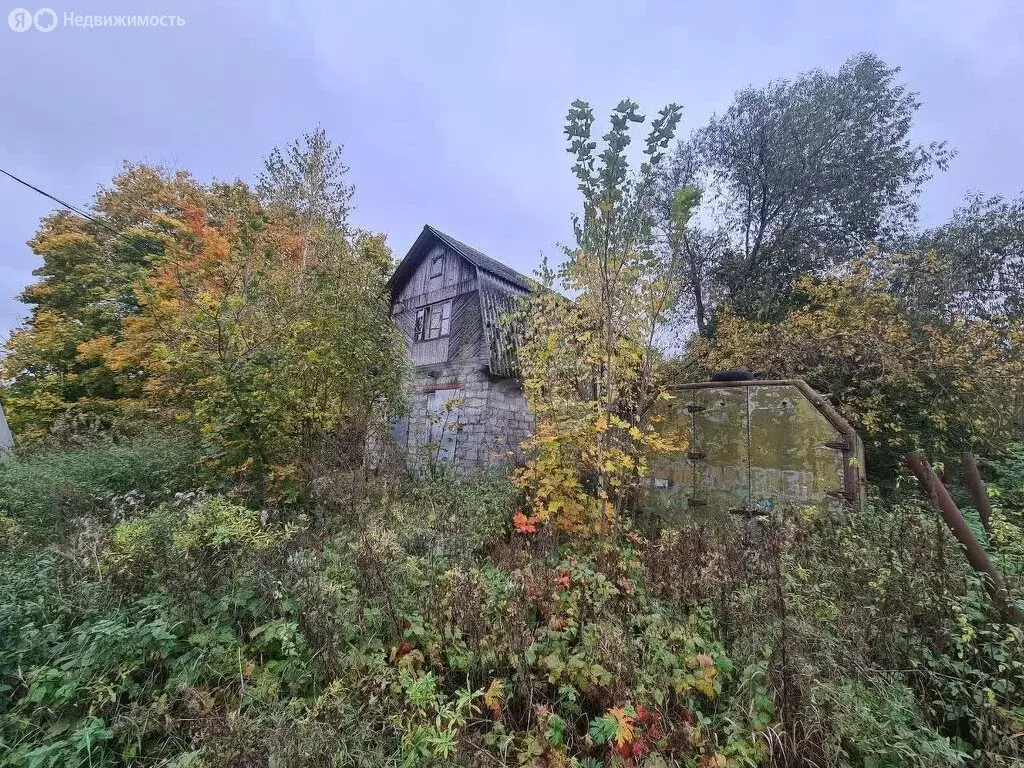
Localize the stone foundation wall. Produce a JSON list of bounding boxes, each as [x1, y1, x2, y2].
[[391, 361, 532, 474]]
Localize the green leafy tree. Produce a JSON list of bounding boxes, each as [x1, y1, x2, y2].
[[663, 53, 952, 330], [257, 127, 356, 249], [882, 193, 1024, 323]]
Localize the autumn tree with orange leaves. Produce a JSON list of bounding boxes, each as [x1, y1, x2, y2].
[[118, 145, 404, 502], [0, 164, 205, 444], [3, 135, 406, 502]]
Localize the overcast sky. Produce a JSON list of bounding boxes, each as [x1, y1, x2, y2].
[[1, 0, 1022, 341]]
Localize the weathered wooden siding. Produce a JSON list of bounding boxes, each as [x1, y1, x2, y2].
[[410, 336, 449, 366], [394, 243, 476, 305], [448, 291, 486, 363], [478, 271, 530, 378], [392, 245, 485, 368]]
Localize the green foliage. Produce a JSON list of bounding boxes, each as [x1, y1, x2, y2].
[[695, 259, 1024, 476], [814, 679, 967, 767], [909, 193, 1024, 321], [663, 52, 951, 328], [0, 492, 301, 767], [644, 474, 1024, 766], [389, 468, 515, 561], [0, 429, 199, 532], [257, 127, 356, 234], [0, 450, 774, 767], [3, 426, 1022, 767]]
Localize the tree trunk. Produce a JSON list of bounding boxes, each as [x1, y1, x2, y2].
[[961, 450, 993, 535], [904, 451, 1022, 625], [683, 237, 707, 335]]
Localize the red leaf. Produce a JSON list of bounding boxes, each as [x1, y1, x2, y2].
[[513, 511, 538, 534], [555, 567, 571, 589]]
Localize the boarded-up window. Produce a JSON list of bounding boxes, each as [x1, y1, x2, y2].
[[389, 415, 409, 449], [428, 254, 444, 291], [415, 300, 452, 341]]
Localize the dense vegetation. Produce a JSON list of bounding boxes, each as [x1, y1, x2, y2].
[[2, 54, 1023, 766], [2, 438, 1023, 766]]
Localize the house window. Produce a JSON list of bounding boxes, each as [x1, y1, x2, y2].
[[414, 300, 452, 341], [429, 255, 444, 278]]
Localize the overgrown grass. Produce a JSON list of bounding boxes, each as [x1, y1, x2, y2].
[[0, 429, 200, 534]]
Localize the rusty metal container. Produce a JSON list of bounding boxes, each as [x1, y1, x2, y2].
[[646, 379, 866, 522]]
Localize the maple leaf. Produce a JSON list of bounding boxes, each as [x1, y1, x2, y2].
[[608, 707, 636, 748], [513, 511, 538, 534]]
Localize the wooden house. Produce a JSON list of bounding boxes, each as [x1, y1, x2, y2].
[[385, 225, 534, 471]]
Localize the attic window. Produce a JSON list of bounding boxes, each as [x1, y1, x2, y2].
[[429, 255, 444, 279], [414, 300, 452, 341]]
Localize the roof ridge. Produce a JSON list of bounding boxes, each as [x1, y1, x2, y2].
[[423, 224, 534, 291]]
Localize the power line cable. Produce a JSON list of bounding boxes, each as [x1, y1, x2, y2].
[[0, 167, 123, 237], [0, 165, 171, 270]]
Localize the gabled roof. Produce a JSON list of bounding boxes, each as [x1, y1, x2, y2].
[[387, 224, 535, 296]]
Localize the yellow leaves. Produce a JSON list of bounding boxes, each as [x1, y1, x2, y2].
[[546, 332, 559, 356], [513, 232, 696, 538], [75, 335, 115, 363], [608, 413, 630, 430], [607, 707, 636, 748], [701, 255, 1024, 468], [34, 230, 101, 255], [396, 649, 424, 670], [698, 755, 728, 768], [676, 655, 719, 699], [483, 679, 505, 719]]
